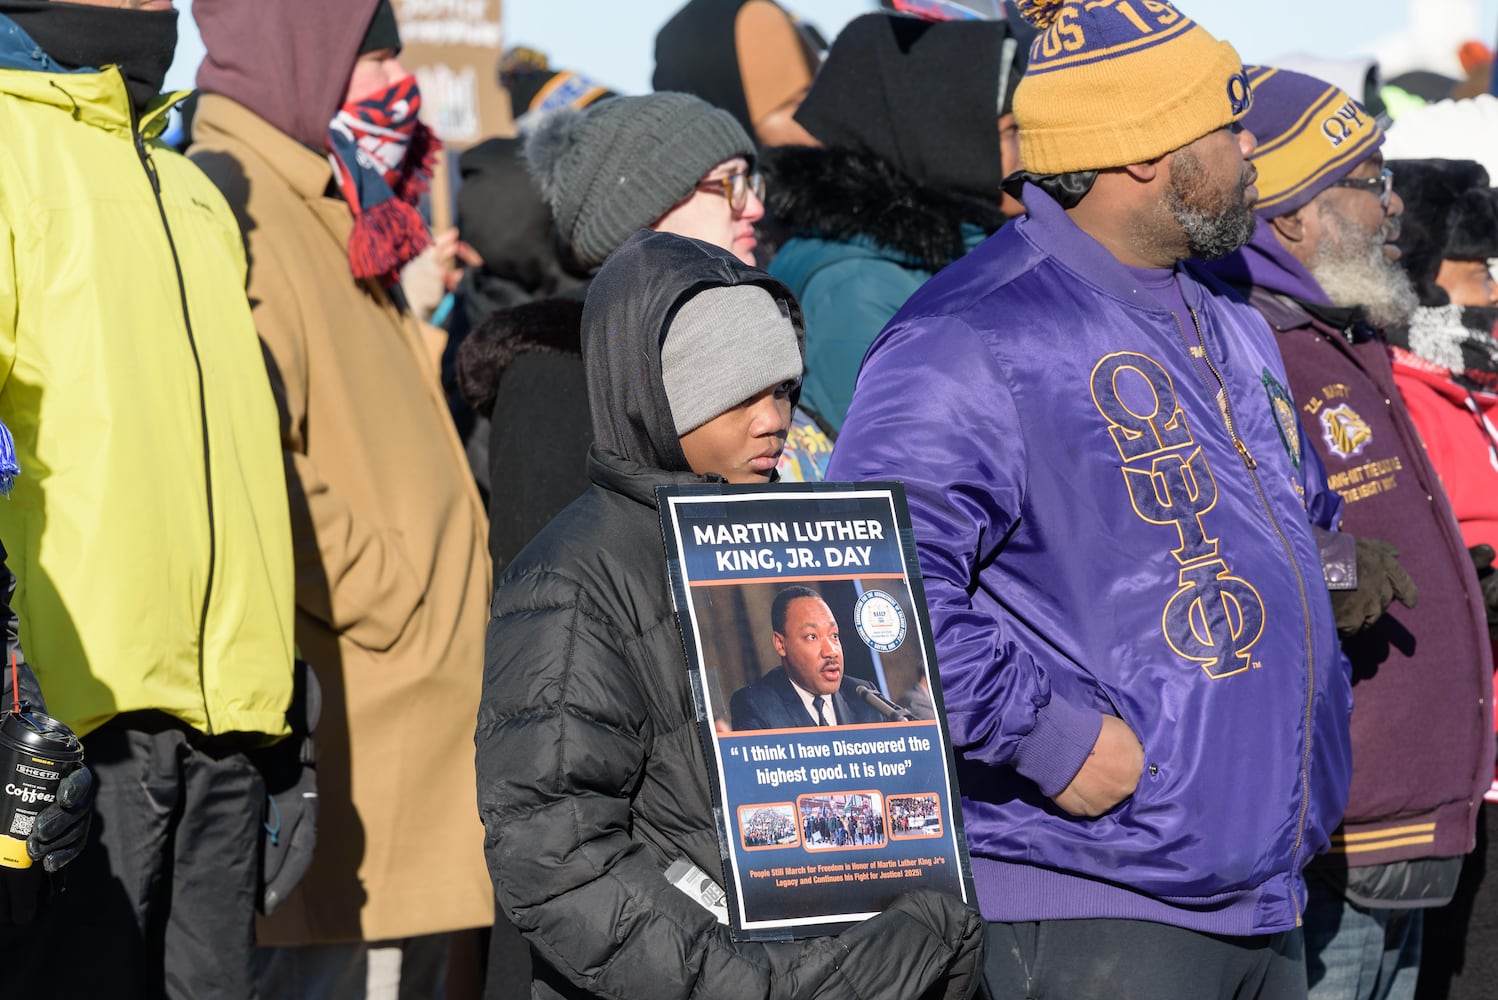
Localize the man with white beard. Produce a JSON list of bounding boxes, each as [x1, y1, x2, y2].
[[1207, 66, 1495, 1000]]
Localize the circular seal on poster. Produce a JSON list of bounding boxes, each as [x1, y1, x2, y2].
[[855, 590, 907, 652]]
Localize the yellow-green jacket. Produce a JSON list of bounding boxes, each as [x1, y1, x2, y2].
[[0, 60, 295, 739]]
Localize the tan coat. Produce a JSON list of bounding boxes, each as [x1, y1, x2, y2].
[[190, 95, 493, 944]]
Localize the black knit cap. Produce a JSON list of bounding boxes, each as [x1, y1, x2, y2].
[[1391, 159, 1498, 306], [793, 13, 1015, 200], [360, 0, 401, 55]]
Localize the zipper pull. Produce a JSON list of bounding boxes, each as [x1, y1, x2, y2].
[[134, 132, 161, 195], [1234, 438, 1257, 469]]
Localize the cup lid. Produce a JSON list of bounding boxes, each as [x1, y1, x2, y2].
[[0, 708, 82, 758]]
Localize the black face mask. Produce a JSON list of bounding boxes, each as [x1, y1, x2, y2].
[[0, 1, 179, 117]]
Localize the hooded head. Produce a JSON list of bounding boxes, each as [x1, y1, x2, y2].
[[195, 0, 382, 150], [653, 0, 825, 147], [455, 137, 581, 298], [792, 13, 1015, 199], [582, 230, 804, 478]]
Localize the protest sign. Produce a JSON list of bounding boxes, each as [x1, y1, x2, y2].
[[658, 483, 974, 940], [392, 0, 514, 147]]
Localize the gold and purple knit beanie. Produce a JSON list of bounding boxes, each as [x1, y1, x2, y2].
[[1012, 0, 1251, 173], [1239, 65, 1384, 218]]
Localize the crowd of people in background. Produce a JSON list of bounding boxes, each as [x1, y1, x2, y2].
[[5, 0, 1498, 998], [890, 793, 942, 836], [802, 796, 886, 849], [741, 807, 798, 847]]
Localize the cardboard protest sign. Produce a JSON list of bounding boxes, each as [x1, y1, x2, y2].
[[393, 0, 515, 146]]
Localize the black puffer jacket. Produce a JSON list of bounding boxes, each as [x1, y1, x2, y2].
[[475, 231, 983, 1000]]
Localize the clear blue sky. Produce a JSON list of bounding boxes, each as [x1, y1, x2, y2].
[[167, 1, 1498, 97]]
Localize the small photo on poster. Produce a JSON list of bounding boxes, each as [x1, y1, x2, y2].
[[889, 793, 945, 840], [798, 791, 886, 850], [738, 804, 802, 851]]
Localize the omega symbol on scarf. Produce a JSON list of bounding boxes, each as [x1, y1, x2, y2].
[[1091, 352, 1266, 679]]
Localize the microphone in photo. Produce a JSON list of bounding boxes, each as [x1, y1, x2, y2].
[[853, 681, 915, 722]]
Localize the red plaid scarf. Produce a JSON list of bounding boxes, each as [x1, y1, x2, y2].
[[327, 73, 440, 284]]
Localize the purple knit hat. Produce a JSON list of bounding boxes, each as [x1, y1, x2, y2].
[[1241, 65, 1385, 218]]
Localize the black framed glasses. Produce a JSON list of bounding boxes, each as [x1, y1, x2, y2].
[[696, 170, 765, 213], [1330, 167, 1393, 210]]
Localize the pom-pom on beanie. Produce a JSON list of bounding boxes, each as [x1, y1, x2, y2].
[[1241, 65, 1384, 218], [1011, 0, 1250, 174], [524, 93, 756, 270]]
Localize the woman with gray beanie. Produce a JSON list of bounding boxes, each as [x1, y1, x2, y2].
[[457, 91, 830, 584], [526, 90, 765, 267]]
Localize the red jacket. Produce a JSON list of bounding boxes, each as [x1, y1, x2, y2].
[[1392, 349, 1498, 552]]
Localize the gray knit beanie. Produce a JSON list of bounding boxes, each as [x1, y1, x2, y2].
[[662, 284, 803, 435], [524, 92, 756, 270]]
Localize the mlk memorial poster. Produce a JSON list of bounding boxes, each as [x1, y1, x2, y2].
[[658, 483, 974, 941]]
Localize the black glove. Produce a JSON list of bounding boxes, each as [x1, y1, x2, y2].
[[823, 889, 985, 1000], [1329, 536, 1419, 638], [27, 765, 93, 873], [1470, 544, 1498, 641]]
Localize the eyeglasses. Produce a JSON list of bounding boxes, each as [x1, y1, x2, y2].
[[696, 170, 765, 213], [1330, 167, 1393, 210]]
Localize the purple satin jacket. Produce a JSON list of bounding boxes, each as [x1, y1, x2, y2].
[[827, 187, 1354, 935]]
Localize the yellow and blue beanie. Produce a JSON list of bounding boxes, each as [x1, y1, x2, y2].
[[1240, 65, 1384, 218], [1011, 0, 1251, 174]]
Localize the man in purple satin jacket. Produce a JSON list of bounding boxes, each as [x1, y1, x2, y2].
[[827, 2, 1354, 997]]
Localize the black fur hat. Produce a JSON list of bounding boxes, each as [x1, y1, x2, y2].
[[1391, 158, 1497, 306], [1447, 187, 1498, 262]]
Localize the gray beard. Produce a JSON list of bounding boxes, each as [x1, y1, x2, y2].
[[1307, 211, 1418, 329], [1172, 198, 1258, 261], [1162, 145, 1258, 261]]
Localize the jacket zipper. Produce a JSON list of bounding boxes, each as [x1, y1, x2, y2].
[[133, 126, 218, 735], [1177, 307, 1316, 925]]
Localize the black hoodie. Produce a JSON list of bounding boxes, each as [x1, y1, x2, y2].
[[583, 229, 805, 470], [476, 230, 982, 1000]]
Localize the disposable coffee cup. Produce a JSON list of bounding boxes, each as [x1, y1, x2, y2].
[[0, 708, 83, 869]]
